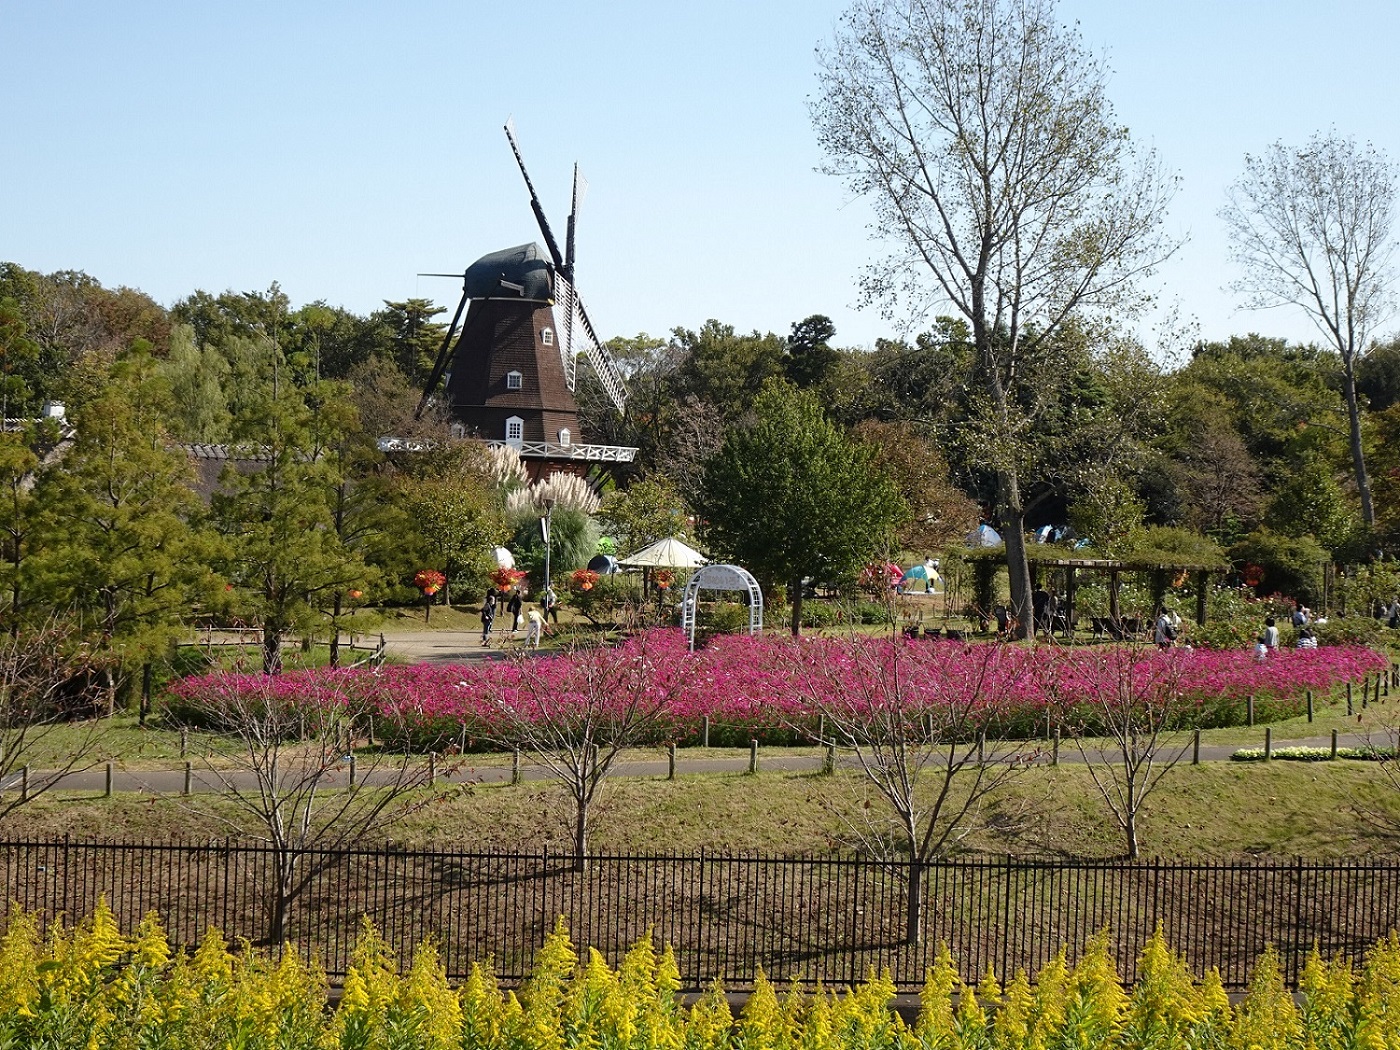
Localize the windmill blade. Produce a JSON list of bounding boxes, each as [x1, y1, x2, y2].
[[414, 281, 471, 420], [554, 273, 579, 393], [565, 163, 588, 275], [504, 120, 565, 271], [570, 288, 628, 413]]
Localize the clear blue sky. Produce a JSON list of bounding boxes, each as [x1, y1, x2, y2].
[[3, 1, 1398, 356]]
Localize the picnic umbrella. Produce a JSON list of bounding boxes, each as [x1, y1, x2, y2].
[[618, 536, 708, 568]]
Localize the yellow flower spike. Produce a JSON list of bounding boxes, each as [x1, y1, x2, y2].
[[685, 980, 734, 1050], [1233, 947, 1302, 1050], [0, 908, 41, 1017], [1025, 949, 1071, 1050], [955, 981, 986, 1047], [460, 960, 508, 1050], [1059, 931, 1126, 1050], [801, 987, 833, 1050], [738, 968, 786, 1050], [1123, 924, 1203, 1050], [404, 941, 462, 1050], [915, 944, 959, 1050], [1357, 932, 1400, 1050], [991, 971, 1032, 1050]]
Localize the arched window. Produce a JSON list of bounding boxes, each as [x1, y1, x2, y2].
[[558, 427, 572, 446], [541, 327, 554, 346], [506, 370, 523, 390], [505, 416, 524, 447]]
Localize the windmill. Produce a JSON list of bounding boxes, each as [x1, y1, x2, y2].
[[414, 123, 629, 459]]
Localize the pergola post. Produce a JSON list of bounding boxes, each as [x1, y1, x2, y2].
[[1064, 565, 1077, 640], [1108, 569, 1121, 623], [1195, 570, 1208, 626]]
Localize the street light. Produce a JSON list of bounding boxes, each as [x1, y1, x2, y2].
[[542, 498, 556, 620]]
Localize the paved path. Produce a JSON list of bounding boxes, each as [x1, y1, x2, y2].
[[379, 629, 514, 665], [9, 731, 1384, 798]]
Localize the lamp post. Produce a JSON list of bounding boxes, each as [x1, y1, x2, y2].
[[542, 498, 556, 619]]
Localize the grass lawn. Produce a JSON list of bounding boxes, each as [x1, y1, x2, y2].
[[8, 753, 1400, 861]]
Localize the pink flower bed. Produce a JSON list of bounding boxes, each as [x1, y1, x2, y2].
[[165, 632, 1391, 747]]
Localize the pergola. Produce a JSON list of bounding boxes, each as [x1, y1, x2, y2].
[[1022, 555, 1229, 636]]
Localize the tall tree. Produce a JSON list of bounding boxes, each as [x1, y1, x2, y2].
[[696, 382, 906, 634], [33, 355, 219, 716], [214, 383, 371, 675], [813, 0, 1176, 637], [1222, 132, 1398, 527]]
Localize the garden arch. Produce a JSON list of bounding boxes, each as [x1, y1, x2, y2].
[[681, 564, 763, 651]]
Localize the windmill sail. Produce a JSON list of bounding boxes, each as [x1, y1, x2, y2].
[[502, 121, 627, 413]]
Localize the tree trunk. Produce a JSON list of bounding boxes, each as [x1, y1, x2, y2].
[[138, 662, 152, 726], [1001, 484, 1033, 641], [1343, 369, 1375, 526], [329, 594, 342, 669], [263, 625, 283, 676], [573, 800, 589, 872], [905, 857, 924, 946], [790, 575, 804, 636], [270, 851, 297, 945]]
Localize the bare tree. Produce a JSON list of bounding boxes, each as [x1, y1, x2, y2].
[[813, 0, 1177, 638], [0, 620, 104, 825], [793, 636, 1037, 946], [486, 631, 684, 871], [1049, 643, 1194, 859], [1222, 131, 1397, 527], [172, 677, 434, 944]]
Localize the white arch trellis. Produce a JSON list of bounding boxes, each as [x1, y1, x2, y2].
[[681, 563, 763, 651]]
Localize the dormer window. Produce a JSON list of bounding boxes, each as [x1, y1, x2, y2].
[[541, 327, 554, 346], [558, 428, 572, 446], [506, 370, 523, 391]]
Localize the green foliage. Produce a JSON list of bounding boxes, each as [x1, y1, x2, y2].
[[212, 381, 373, 674], [1267, 455, 1360, 555], [696, 382, 907, 634], [598, 474, 690, 555], [1230, 528, 1330, 606], [31, 353, 221, 705]]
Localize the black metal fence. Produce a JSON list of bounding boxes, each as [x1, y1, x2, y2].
[[2, 838, 1397, 991]]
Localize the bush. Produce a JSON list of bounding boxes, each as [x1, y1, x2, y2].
[[1230, 528, 1329, 607], [855, 601, 893, 625]]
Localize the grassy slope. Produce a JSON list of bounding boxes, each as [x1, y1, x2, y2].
[[9, 758, 1400, 861]]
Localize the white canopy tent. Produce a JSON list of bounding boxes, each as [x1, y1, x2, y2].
[[618, 536, 708, 569]]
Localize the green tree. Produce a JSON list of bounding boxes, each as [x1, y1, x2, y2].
[[0, 430, 45, 630], [32, 354, 219, 715], [696, 382, 907, 634], [214, 384, 372, 674], [785, 314, 841, 390], [373, 299, 447, 387], [814, 0, 1176, 638], [671, 320, 787, 418], [157, 324, 232, 442], [597, 474, 690, 555], [1267, 455, 1359, 556]]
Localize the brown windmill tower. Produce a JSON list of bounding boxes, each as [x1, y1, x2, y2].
[[414, 124, 633, 478]]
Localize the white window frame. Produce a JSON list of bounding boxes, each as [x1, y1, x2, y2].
[[541, 327, 554, 346], [558, 427, 571, 446], [506, 370, 523, 391], [505, 416, 524, 447]]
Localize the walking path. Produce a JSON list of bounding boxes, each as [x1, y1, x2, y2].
[[11, 731, 1386, 798]]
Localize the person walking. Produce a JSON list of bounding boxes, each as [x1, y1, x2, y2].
[[480, 588, 498, 646], [507, 589, 523, 634], [1154, 606, 1176, 649], [525, 604, 550, 649]]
